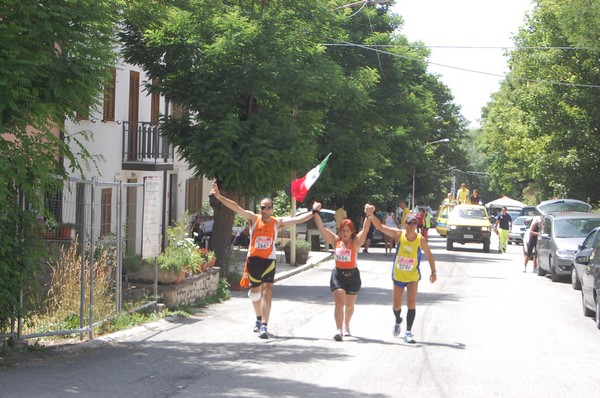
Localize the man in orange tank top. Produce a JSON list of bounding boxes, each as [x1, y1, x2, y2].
[[211, 182, 315, 339]]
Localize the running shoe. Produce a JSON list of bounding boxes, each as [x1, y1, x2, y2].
[[334, 330, 343, 341], [404, 330, 416, 344], [393, 322, 402, 337], [258, 324, 269, 339], [253, 320, 261, 333], [343, 327, 351, 337]]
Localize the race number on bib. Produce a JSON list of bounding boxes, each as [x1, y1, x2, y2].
[[335, 248, 352, 263], [395, 256, 415, 271], [254, 236, 273, 250]]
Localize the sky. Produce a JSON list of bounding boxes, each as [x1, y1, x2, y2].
[[390, 0, 535, 127]]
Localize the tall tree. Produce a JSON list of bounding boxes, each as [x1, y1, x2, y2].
[[0, 0, 118, 330]]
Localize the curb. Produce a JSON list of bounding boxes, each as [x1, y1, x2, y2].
[[274, 253, 333, 283]]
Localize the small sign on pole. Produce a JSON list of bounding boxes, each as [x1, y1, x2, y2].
[[142, 177, 161, 260]]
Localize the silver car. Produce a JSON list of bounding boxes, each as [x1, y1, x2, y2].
[[537, 212, 600, 282], [508, 216, 529, 245]]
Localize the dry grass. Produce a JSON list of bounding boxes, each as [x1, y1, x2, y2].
[[24, 241, 116, 337]]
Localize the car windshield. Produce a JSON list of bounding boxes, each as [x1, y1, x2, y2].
[[453, 208, 488, 220], [554, 219, 600, 238]]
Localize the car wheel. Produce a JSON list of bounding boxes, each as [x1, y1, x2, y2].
[[483, 239, 490, 253], [537, 262, 547, 276], [596, 300, 600, 329], [550, 257, 561, 282], [571, 267, 581, 290], [446, 239, 453, 251], [583, 291, 595, 317]]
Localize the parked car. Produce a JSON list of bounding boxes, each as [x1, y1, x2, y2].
[[370, 211, 387, 246], [446, 204, 493, 253], [573, 234, 600, 328], [571, 227, 600, 290], [294, 208, 336, 237], [435, 203, 456, 237], [536, 212, 600, 281], [519, 206, 540, 217], [523, 199, 592, 256], [508, 216, 529, 245]]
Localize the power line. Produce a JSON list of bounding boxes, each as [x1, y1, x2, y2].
[[323, 41, 600, 89]]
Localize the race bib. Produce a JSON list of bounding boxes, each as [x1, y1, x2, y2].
[[395, 256, 415, 271], [254, 236, 273, 250], [335, 248, 352, 263]]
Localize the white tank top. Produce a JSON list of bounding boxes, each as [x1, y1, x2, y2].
[[384, 213, 396, 227]]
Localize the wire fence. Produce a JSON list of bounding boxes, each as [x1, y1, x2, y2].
[[3, 176, 160, 343]]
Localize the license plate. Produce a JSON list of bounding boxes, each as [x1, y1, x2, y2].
[[464, 234, 474, 239]]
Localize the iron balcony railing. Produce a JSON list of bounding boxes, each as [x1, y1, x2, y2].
[[122, 121, 174, 165]]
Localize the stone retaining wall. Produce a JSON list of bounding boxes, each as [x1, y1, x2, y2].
[[159, 268, 220, 309]]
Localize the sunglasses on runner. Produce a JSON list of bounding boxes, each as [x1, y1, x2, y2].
[[407, 221, 418, 226], [260, 205, 272, 210]]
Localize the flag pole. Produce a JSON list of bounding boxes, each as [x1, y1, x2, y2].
[[290, 171, 297, 266]]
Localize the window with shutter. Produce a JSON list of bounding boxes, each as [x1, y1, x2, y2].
[[100, 188, 112, 236], [103, 67, 116, 122], [151, 78, 160, 124]]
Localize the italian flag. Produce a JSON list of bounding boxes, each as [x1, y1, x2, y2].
[[290, 153, 331, 202]]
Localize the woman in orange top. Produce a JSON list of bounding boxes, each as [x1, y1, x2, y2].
[[312, 202, 372, 341], [211, 182, 315, 339]]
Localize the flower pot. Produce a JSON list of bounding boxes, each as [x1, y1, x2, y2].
[[207, 259, 216, 268], [283, 247, 309, 265], [58, 226, 73, 240]]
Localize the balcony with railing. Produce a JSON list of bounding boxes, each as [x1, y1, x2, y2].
[[122, 121, 174, 171]]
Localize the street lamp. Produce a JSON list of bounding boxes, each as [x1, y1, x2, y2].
[[411, 138, 451, 209]]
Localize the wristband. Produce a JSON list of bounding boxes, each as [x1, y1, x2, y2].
[[431, 271, 437, 274], [312, 209, 320, 214]]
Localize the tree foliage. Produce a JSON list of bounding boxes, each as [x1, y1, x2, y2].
[[481, 0, 600, 205], [0, 0, 118, 330]]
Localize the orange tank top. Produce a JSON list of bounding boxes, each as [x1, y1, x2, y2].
[[334, 240, 357, 269], [248, 215, 278, 259]]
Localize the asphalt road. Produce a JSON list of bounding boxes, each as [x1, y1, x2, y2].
[[1, 231, 598, 398]]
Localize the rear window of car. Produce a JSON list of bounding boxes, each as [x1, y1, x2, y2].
[[554, 218, 600, 238]]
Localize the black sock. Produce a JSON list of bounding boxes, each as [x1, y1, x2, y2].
[[406, 308, 416, 331], [393, 308, 402, 323], [256, 315, 262, 322]]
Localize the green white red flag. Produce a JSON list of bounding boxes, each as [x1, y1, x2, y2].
[[290, 153, 331, 202]]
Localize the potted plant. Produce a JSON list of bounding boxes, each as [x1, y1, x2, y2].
[[156, 220, 205, 283], [206, 250, 217, 268], [227, 269, 243, 291], [42, 218, 58, 239], [283, 239, 310, 265], [58, 222, 76, 240]]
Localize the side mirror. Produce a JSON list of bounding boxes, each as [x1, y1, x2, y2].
[[578, 244, 584, 251], [575, 255, 589, 265]]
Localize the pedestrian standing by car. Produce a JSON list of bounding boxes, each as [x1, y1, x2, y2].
[[383, 206, 399, 255], [524, 216, 540, 272], [365, 204, 437, 344], [210, 182, 315, 339], [494, 206, 512, 254], [311, 201, 371, 341]]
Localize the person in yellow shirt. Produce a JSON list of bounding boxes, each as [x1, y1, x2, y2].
[[457, 183, 470, 204], [365, 206, 437, 344], [398, 200, 410, 228], [334, 203, 347, 232]]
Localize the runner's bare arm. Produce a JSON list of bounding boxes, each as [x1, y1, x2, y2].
[[210, 182, 255, 223]]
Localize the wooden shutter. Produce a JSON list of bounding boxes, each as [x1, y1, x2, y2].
[[103, 67, 116, 122], [100, 188, 112, 236], [151, 78, 160, 124]]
